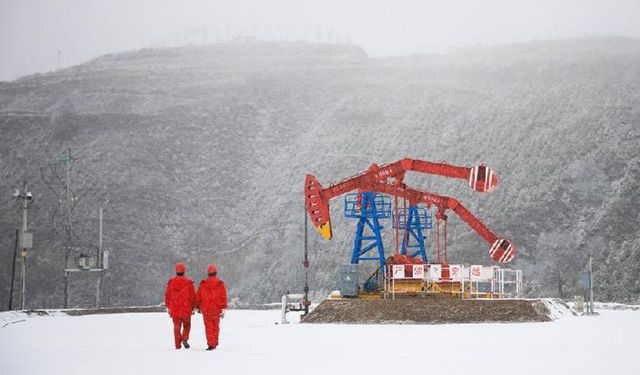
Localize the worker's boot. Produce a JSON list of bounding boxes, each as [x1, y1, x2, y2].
[[182, 340, 190, 349], [206, 345, 216, 351]]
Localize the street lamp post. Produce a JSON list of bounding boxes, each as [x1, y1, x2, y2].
[[14, 182, 34, 310]]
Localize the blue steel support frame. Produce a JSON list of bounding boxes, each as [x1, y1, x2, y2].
[[347, 192, 387, 271], [400, 206, 432, 262]]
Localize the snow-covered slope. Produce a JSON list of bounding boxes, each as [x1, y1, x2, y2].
[[0, 308, 638, 375], [1, 38, 639, 308]]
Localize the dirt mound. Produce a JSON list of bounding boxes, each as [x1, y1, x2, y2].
[[301, 298, 551, 324]]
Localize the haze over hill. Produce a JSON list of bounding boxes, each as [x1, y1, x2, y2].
[[1, 37, 639, 309]]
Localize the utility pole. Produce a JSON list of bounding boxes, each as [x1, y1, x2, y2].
[[302, 203, 310, 316], [21, 198, 27, 309], [51, 149, 108, 309], [14, 182, 34, 310], [588, 254, 595, 315], [65, 153, 70, 308], [53, 148, 75, 308], [96, 206, 103, 307], [582, 254, 596, 315], [96, 200, 109, 308]]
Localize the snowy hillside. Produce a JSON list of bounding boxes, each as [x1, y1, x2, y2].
[[0, 38, 639, 308], [0, 307, 638, 375]]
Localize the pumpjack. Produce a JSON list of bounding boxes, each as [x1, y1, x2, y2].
[[304, 158, 515, 266]]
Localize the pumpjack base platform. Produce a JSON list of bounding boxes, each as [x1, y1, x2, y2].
[[301, 298, 552, 324]]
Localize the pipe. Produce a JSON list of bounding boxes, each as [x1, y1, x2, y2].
[[281, 294, 288, 324], [281, 294, 305, 324]]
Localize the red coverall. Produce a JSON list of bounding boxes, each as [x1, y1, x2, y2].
[[195, 276, 227, 348], [165, 276, 196, 349]]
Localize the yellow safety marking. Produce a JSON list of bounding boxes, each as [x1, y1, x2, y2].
[[316, 222, 332, 240]]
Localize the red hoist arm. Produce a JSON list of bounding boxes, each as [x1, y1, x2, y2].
[[304, 158, 497, 240]]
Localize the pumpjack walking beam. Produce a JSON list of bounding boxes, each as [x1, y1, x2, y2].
[[304, 158, 515, 263], [305, 158, 497, 240]]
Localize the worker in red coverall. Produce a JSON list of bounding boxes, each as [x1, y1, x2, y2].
[[164, 263, 196, 349], [195, 265, 227, 351]]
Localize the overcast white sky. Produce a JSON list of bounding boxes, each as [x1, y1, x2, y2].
[[1, 0, 640, 81]]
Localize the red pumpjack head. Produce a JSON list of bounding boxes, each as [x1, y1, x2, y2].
[[305, 174, 332, 240]]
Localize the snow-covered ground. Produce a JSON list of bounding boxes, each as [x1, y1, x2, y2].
[[1, 308, 639, 375]]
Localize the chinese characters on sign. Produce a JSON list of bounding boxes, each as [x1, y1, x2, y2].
[[412, 264, 424, 279], [449, 265, 463, 281], [392, 265, 405, 279], [399, 264, 498, 282], [470, 265, 482, 280], [470, 265, 495, 281]]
